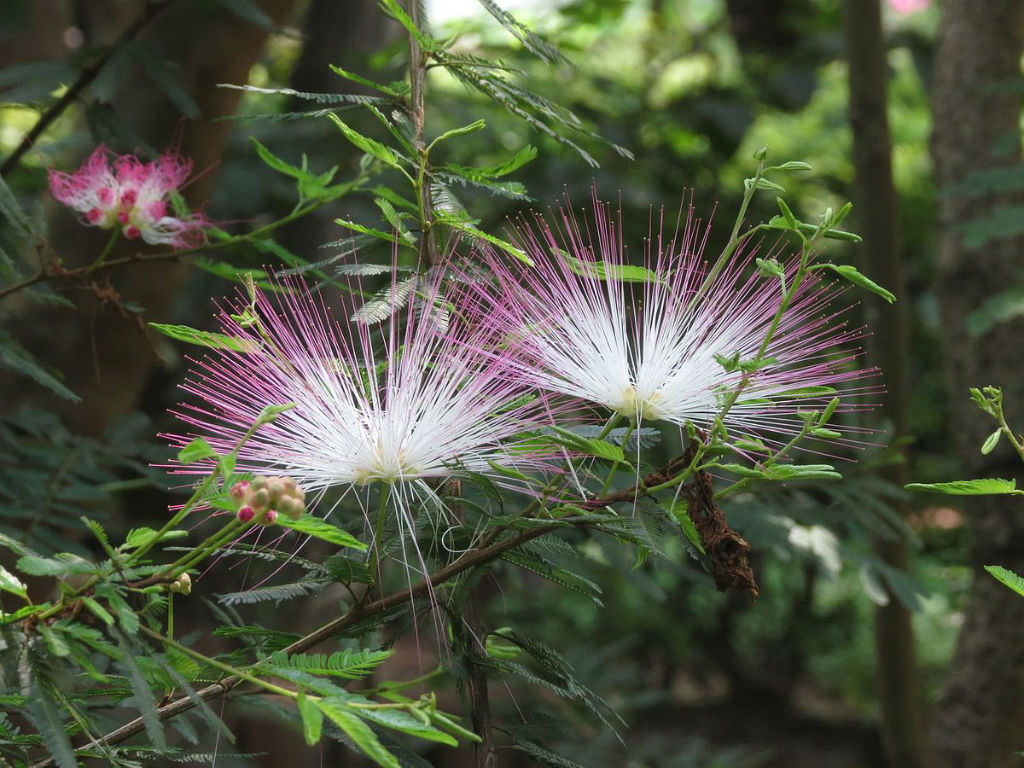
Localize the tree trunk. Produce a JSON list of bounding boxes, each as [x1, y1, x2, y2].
[[1, 0, 299, 436], [930, 3, 1024, 767], [841, 3, 926, 767]]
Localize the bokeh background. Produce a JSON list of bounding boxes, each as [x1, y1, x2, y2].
[[2, 1, 1023, 766]]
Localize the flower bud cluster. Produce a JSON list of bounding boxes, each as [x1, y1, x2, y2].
[[229, 475, 306, 526]]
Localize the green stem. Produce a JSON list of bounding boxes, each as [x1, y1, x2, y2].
[[371, 665, 445, 695], [599, 419, 635, 495], [164, 516, 246, 576], [126, 469, 223, 567], [89, 230, 120, 270], [370, 484, 392, 587], [143, 626, 297, 700], [995, 403, 1024, 465], [683, 158, 767, 316]]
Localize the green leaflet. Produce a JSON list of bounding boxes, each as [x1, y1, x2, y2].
[[149, 322, 253, 352], [559, 250, 661, 284], [266, 648, 394, 679], [298, 691, 324, 745], [277, 514, 367, 551], [0, 330, 80, 402], [176, 437, 216, 464], [985, 565, 1024, 597], [327, 113, 402, 170], [905, 478, 1021, 496], [813, 262, 896, 303], [318, 697, 401, 768]]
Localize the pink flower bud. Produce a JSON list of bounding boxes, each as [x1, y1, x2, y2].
[[279, 497, 303, 520], [237, 505, 255, 523], [229, 481, 250, 501], [260, 509, 278, 526]]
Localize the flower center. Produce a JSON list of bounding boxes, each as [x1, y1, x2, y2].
[[615, 385, 667, 422], [355, 438, 423, 484]]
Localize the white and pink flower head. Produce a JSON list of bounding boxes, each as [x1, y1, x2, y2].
[[460, 195, 876, 449], [49, 144, 208, 247], [166, 269, 558, 534]]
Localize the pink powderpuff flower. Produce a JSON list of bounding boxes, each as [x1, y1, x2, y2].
[[459, 196, 876, 449], [888, 0, 929, 15], [166, 270, 558, 542], [48, 145, 208, 247]]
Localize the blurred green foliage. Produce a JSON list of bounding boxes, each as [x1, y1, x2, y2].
[[0, 0, 968, 765]]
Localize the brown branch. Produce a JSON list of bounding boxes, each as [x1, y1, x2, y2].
[[0, 248, 191, 301], [28, 520, 565, 767], [0, 0, 175, 178], [577, 452, 691, 510]]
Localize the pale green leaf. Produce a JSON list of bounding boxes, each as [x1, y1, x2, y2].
[[905, 478, 1021, 495], [814, 263, 896, 303], [277, 515, 367, 551], [149, 322, 253, 351], [985, 565, 1024, 597], [177, 437, 216, 464]]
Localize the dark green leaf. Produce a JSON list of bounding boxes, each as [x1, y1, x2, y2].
[[212, 0, 274, 28], [548, 425, 624, 462], [318, 698, 401, 768], [24, 675, 76, 768], [667, 501, 705, 554], [323, 553, 373, 584], [0, 331, 80, 401], [218, 579, 329, 606], [509, 735, 587, 768], [116, 632, 165, 748], [266, 648, 393, 679]]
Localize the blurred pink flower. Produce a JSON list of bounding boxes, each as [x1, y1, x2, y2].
[[49, 145, 208, 247], [888, 0, 930, 15]]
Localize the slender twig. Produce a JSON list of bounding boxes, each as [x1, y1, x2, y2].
[[0, 197, 335, 302], [407, 0, 437, 267], [0, 0, 175, 178], [27, 520, 568, 767]]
